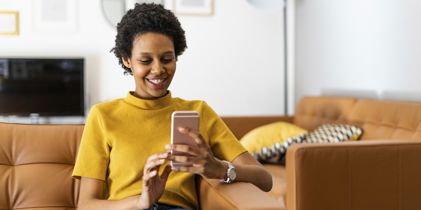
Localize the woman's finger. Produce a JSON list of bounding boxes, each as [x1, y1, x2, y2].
[[166, 144, 204, 157], [191, 165, 205, 174], [172, 166, 188, 172], [143, 169, 158, 183], [144, 158, 166, 173], [146, 153, 168, 163], [171, 155, 207, 165], [160, 165, 172, 182], [178, 127, 206, 147], [173, 155, 189, 162], [172, 165, 204, 174], [144, 153, 169, 174]]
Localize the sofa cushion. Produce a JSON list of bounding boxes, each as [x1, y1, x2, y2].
[[294, 96, 357, 130], [264, 164, 286, 202], [253, 134, 306, 164], [240, 122, 307, 154], [346, 99, 421, 141], [305, 124, 363, 143], [0, 123, 83, 210]]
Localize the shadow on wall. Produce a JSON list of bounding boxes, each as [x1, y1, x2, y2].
[[321, 89, 378, 99], [380, 91, 421, 102]]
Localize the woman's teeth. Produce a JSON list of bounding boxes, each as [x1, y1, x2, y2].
[[148, 78, 164, 84]]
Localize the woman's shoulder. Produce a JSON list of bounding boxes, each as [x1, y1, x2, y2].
[[173, 97, 210, 110], [172, 97, 219, 117]]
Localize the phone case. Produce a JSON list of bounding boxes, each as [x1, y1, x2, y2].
[[170, 111, 200, 168]]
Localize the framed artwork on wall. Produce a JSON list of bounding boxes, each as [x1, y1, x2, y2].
[[173, 0, 214, 16], [33, 0, 78, 33], [0, 11, 19, 36]]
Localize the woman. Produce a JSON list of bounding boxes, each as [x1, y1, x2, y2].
[[73, 3, 272, 210]]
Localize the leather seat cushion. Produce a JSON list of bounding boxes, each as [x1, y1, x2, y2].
[[264, 164, 286, 201]]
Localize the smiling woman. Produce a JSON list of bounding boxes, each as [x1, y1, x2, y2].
[[72, 3, 272, 210]]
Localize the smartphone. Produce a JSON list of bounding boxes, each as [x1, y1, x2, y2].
[[170, 111, 200, 168]]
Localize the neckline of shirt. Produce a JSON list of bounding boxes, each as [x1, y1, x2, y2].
[[124, 91, 173, 110]]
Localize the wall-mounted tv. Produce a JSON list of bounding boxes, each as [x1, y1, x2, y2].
[[0, 58, 84, 116]]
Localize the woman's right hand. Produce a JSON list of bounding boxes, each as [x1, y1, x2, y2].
[[136, 152, 172, 209]]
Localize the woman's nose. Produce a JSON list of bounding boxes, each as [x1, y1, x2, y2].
[[151, 62, 165, 74]]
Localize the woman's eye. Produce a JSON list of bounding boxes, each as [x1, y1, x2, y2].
[[140, 60, 152, 64], [161, 58, 173, 64]]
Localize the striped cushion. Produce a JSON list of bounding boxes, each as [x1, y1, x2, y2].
[[254, 124, 363, 164]]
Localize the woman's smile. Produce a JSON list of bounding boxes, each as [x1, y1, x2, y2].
[[145, 76, 168, 90]]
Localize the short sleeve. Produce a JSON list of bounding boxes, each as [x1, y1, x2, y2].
[[201, 102, 247, 162], [72, 106, 110, 180]]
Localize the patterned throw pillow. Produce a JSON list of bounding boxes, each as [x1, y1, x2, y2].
[[252, 133, 307, 164], [240, 122, 307, 154], [306, 124, 363, 143], [253, 124, 363, 164]]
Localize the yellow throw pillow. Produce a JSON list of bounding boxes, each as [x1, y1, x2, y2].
[[240, 122, 307, 153]]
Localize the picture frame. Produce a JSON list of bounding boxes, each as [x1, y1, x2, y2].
[[173, 0, 214, 16], [0, 11, 19, 36], [33, 0, 78, 33]]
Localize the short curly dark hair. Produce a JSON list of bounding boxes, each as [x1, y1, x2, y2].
[[111, 3, 187, 74]]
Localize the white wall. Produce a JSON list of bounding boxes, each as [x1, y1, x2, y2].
[[295, 0, 421, 103], [0, 0, 285, 117]]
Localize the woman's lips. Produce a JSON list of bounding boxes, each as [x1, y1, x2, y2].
[[145, 77, 167, 90]]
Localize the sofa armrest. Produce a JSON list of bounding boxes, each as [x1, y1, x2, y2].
[[222, 116, 294, 139], [286, 140, 421, 210], [197, 177, 285, 210]]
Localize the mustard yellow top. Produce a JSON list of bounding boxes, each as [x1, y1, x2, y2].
[[72, 92, 246, 209]]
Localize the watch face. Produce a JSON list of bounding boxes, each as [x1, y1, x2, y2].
[[228, 167, 236, 180]]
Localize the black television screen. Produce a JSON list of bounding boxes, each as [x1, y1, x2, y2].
[[0, 58, 84, 116]]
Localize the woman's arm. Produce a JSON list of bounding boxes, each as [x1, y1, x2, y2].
[[78, 177, 141, 210], [231, 152, 273, 192], [168, 127, 273, 192], [78, 153, 171, 210]]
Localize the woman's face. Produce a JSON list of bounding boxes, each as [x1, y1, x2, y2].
[[123, 32, 176, 99]]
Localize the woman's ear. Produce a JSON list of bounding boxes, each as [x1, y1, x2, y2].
[[122, 57, 131, 69]]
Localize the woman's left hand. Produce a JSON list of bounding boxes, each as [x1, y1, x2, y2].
[[166, 127, 226, 179]]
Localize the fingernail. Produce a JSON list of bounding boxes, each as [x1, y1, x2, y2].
[[178, 127, 185, 132]]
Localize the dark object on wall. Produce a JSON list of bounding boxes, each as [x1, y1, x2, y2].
[[0, 58, 84, 116]]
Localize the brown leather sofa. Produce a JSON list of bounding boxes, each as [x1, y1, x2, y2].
[[0, 123, 282, 210], [223, 96, 421, 210], [2, 96, 421, 210]]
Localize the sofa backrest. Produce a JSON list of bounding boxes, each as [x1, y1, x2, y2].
[[294, 96, 421, 141], [346, 99, 421, 141], [0, 123, 83, 210], [294, 96, 357, 130]]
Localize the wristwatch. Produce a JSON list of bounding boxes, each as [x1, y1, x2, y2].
[[221, 161, 236, 183]]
